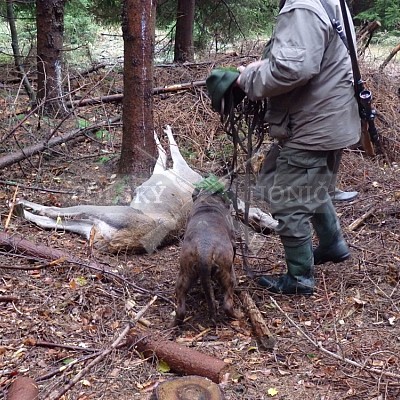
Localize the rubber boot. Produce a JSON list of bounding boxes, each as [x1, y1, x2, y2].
[[330, 188, 358, 202], [326, 151, 358, 202], [311, 201, 350, 265], [258, 240, 314, 295]]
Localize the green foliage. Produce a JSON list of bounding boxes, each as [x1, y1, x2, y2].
[[97, 155, 112, 164], [0, 0, 98, 60], [157, 0, 279, 53], [87, 0, 122, 26], [77, 118, 91, 129], [64, 0, 98, 45], [355, 0, 400, 30], [95, 129, 112, 141], [194, 174, 226, 195]]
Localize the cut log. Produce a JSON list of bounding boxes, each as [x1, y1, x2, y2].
[[153, 376, 223, 400], [7, 376, 38, 400], [240, 291, 276, 350], [128, 333, 234, 383]]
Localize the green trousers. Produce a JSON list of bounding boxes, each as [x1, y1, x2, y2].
[[267, 146, 342, 246]]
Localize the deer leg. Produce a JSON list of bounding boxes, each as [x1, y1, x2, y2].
[[21, 210, 94, 238], [152, 131, 167, 174], [163, 125, 201, 184]]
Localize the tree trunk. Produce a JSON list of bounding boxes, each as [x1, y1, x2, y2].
[[119, 0, 157, 176], [173, 0, 195, 63], [6, 0, 36, 105], [36, 0, 67, 117]]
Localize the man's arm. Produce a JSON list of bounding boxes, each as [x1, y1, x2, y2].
[[237, 8, 330, 100]]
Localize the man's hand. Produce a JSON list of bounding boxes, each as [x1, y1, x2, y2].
[[237, 61, 265, 88]]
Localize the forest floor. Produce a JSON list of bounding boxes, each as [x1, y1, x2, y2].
[[1, 43, 400, 400]]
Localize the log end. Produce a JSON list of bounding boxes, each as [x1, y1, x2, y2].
[[153, 376, 224, 400], [7, 376, 38, 400]]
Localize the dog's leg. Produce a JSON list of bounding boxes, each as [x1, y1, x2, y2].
[[218, 265, 242, 320], [173, 264, 198, 326]]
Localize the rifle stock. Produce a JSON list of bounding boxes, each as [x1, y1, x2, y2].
[[339, 0, 379, 156]]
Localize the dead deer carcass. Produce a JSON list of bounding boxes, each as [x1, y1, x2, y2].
[[173, 190, 242, 326], [16, 126, 201, 253], [15, 126, 278, 254]]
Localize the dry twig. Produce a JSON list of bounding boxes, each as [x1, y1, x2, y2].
[[270, 296, 400, 380], [46, 295, 157, 400]]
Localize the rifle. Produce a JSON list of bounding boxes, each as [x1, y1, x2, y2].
[[338, 0, 380, 156]]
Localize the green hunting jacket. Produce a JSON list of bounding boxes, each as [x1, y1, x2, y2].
[[237, 0, 361, 151]]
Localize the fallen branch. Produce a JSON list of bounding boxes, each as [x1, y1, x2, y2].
[[0, 231, 174, 305], [28, 339, 98, 353], [270, 296, 400, 380], [0, 295, 19, 302], [379, 42, 400, 72], [127, 332, 234, 383], [239, 291, 276, 350], [347, 206, 376, 231], [46, 296, 157, 400], [36, 352, 101, 383], [76, 63, 107, 77], [0, 116, 120, 169], [65, 80, 207, 107], [357, 20, 381, 57]]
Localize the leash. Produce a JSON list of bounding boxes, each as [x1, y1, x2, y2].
[[222, 95, 268, 278]]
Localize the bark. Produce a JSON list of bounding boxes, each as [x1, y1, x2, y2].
[[128, 333, 234, 383], [240, 291, 276, 350], [173, 0, 195, 63], [6, 0, 36, 104], [7, 376, 38, 400], [119, 0, 157, 176], [36, 0, 67, 116]]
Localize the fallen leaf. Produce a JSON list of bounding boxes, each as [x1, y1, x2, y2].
[[267, 387, 278, 396], [157, 360, 170, 373], [246, 373, 258, 381], [353, 297, 367, 306]]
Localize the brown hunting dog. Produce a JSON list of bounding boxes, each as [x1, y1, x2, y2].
[[173, 189, 242, 326]]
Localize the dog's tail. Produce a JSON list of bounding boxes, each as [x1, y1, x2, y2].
[[198, 256, 217, 322]]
